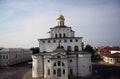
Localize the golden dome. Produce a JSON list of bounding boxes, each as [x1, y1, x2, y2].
[[57, 14, 65, 20]]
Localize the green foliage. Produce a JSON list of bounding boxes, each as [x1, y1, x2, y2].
[[30, 47, 39, 54], [84, 44, 95, 55]]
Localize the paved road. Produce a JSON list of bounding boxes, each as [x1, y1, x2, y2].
[[0, 62, 120, 79], [0, 62, 31, 79], [92, 63, 120, 79]]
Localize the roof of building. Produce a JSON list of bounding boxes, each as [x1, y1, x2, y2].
[[32, 50, 91, 57], [52, 46, 66, 52], [99, 47, 120, 53], [38, 37, 83, 40], [0, 48, 31, 53], [50, 25, 71, 29]]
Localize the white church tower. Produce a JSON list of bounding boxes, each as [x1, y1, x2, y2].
[[32, 14, 92, 79]]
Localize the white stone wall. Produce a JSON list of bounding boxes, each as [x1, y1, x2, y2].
[[44, 56, 51, 78], [78, 54, 92, 77], [0, 53, 9, 66], [0, 48, 32, 66], [32, 53, 92, 79], [48, 27, 74, 38], [67, 55, 77, 76], [32, 55, 43, 78], [39, 38, 82, 52], [67, 54, 92, 77], [42, 54, 68, 79], [51, 57, 68, 79]]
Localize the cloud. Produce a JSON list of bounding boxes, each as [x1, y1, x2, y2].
[[0, 0, 120, 48], [0, 30, 40, 48]]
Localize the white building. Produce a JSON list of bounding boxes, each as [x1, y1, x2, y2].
[[32, 14, 92, 79], [0, 48, 32, 66], [110, 50, 120, 54], [102, 53, 120, 64]]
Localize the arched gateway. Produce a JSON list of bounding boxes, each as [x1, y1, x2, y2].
[[32, 14, 92, 79]]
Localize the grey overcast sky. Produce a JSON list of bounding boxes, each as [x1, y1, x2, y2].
[[0, 0, 120, 48]]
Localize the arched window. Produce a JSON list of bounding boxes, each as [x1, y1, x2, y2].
[[63, 33, 66, 37], [57, 68, 61, 76], [59, 34, 62, 38], [54, 62, 56, 66], [60, 21, 62, 26], [57, 61, 61, 66], [62, 62, 65, 66], [74, 46, 79, 51], [53, 69, 56, 74], [55, 34, 57, 38], [63, 69, 65, 74], [70, 39, 72, 42], [67, 46, 72, 52]]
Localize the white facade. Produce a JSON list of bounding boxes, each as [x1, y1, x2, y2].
[[32, 55, 43, 78], [0, 48, 32, 66], [48, 27, 75, 38], [32, 14, 92, 79], [102, 53, 120, 64], [39, 38, 82, 52], [110, 50, 120, 54]]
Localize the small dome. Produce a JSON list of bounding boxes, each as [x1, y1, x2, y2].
[[57, 14, 65, 20]]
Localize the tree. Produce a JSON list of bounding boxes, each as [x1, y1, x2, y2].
[[30, 47, 39, 54], [84, 44, 95, 55]]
